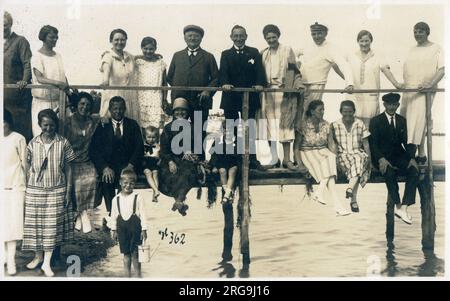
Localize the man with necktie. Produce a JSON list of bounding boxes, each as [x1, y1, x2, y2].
[[167, 25, 219, 159], [90, 96, 144, 220], [369, 93, 419, 224], [219, 25, 268, 171]]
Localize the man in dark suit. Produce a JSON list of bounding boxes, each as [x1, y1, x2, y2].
[[369, 93, 419, 225], [167, 25, 219, 158], [219, 25, 267, 170], [89, 96, 144, 218]]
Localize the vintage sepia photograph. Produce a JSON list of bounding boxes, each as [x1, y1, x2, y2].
[[0, 0, 447, 280]]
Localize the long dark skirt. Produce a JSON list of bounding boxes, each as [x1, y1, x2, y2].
[[159, 158, 199, 201]]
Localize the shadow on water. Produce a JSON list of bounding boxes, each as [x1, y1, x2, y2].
[[212, 261, 250, 278], [212, 262, 236, 278], [417, 249, 445, 277], [383, 241, 445, 277]]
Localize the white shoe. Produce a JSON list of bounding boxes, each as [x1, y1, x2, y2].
[[7, 262, 17, 276], [26, 256, 43, 270], [81, 211, 92, 233], [75, 216, 82, 231], [394, 207, 412, 225], [336, 208, 351, 216], [313, 194, 327, 205], [41, 265, 54, 277]]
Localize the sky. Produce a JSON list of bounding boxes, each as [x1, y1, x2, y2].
[[1, 0, 447, 134]]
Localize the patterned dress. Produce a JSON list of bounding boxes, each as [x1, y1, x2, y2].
[[331, 118, 371, 187], [22, 134, 76, 252], [64, 115, 99, 212], [299, 119, 337, 182], [135, 56, 167, 129]]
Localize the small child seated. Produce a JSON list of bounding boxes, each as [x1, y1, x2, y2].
[[142, 126, 161, 202], [209, 134, 241, 204], [110, 169, 148, 277]]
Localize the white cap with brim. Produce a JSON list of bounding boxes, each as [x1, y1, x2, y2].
[[172, 97, 190, 110]]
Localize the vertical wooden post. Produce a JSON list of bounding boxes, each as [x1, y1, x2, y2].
[[59, 90, 66, 136], [421, 91, 436, 250], [240, 91, 251, 265], [386, 194, 395, 242], [222, 203, 234, 262]]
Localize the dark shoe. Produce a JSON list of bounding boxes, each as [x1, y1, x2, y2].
[[350, 200, 360, 213], [102, 217, 110, 232], [178, 204, 189, 216], [249, 160, 267, 171], [416, 156, 427, 165], [282, 160, 297, 171], [345, 188, 353, 199]]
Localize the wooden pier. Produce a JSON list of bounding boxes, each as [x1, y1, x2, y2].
[[5, 84, 445, 264]]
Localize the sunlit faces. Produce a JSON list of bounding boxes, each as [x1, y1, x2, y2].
[[45, 31, 58, 48], [141, 43, 157, 60], [184, 31, 202, 50], [383, 101, 400, 115], [414, 28, 428, 45], [109, 101, 126, 121], [145, 130, 159, 145], [3, 121, 12, 136], [264, 32, 279, 49], [312, 104, 325, 120], [311, 30, 327, 46], [120, 175, 136, 194], [3, 16, 12, 37], [77, 97, 92, 117], [39, 117, 57, 136], [231, 27, 247, 48], [173, 108, 189, 120], [358, 34, 372, 54], [341, 105, 355, 122], [111, 32, 127, 52]]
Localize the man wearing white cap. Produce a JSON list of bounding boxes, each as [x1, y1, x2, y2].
[[294, 22, 354, 168]]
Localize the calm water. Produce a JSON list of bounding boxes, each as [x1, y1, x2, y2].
[[82, 182, 445, 278]]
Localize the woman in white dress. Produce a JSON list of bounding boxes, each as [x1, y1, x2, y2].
[[135, 37, 168, 129], [100, 29, 139, 121], [400, 22, 445, 163], [346, 30, 403, 127], [2, 110, 26, 276], [259, 24, 303, 170], [31, 25, 70, 137]]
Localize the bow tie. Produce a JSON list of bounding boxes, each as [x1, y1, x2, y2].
[[188, 49, 198, 56], [236, 48, 244, 54]]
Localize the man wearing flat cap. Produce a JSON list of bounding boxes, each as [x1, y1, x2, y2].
[[369, 93, 419, 225], [293, 22, 354, 169], [167, 25, 219, 159]]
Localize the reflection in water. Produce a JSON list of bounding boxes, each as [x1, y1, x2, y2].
[[80, 184, 444, 278], [383, 241, 445, 277], [418, 249, 445, 277], [212, 262, 236, 278], [239, 264, 250, 278], [384, 241, 398, 276]]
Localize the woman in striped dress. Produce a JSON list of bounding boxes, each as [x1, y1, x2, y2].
[[22, 109, 76, 277], [297, 100, 350, 216], [331, 100, 371, 213]]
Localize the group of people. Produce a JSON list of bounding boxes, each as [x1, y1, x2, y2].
[[3, 8, 445, 277]]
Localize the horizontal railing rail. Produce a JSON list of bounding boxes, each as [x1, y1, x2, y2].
[[3, 84, 445, 94]]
